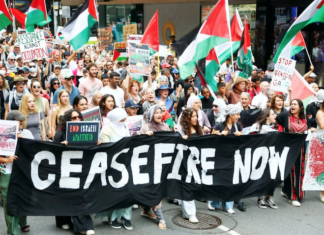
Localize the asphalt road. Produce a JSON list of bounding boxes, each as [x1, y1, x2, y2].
[[0, 186, 323, 235]]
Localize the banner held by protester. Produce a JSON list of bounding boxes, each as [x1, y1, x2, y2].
[[66, 121, 100, 144], [7, 132, 306, 216]]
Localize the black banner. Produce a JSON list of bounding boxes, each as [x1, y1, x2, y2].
[[8, 132, 306, 216]]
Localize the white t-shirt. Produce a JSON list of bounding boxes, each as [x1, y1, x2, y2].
[[219, 63, 232, 74], [142, 80, 158, 91], [0, 129, 34, 175], [100, 86, 125, 108], [68, 60, 77, 71], [251, 93, 268, 110]]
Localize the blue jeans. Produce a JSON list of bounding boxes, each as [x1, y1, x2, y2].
[[211, 201, 234, 210]]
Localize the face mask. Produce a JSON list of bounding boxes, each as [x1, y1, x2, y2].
[[29, 68, 36, 73], [0, 70, 6, 76]]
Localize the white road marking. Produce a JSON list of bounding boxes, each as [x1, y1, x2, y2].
[[218, 225, 241, 235]]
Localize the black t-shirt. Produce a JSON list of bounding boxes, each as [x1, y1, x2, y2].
[[0, 90, 5, 119], [214, 122, 243, 134], [6, 76, 14, 90], [5, 96, 19, 111]]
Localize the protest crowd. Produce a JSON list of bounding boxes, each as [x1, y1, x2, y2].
[[1, 0, 324, 235]]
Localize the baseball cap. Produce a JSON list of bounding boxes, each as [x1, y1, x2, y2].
[[173, 69, 179, 74], [125, 100, 140, 108], [315, 89, 324, 103], [14, 43, 20, 47], [6, 111, 26, 121], [309, 72, 317, 78], [63, 70, 75, 79], [162, 63, 171, 69], [252, 65, 258, 71], [267, 65, 274, 71], [54, 64, 61, 69]]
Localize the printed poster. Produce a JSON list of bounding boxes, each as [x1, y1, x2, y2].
[[128, 42, 150, 76], [125, 115, 143, 136], [17, 31, 48, 62], [81, 107, 102, 126], [0, 120, 19, 156], [46, 41, 54, 59], [66, 121, 100, 144], [270, 57, 296, 93], [303, 131, 324, 191]]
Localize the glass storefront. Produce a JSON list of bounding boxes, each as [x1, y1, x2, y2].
[[105, 5, 143, 42]]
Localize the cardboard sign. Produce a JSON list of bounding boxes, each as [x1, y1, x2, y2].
[[45, 41, 54, 59], [123, 24, 137, 42], [0, 120, 19, 157], [128, 43, 150, 76], [270, 57, 296, 93], [81, 107, 102, 125], [97, 27, 113, 50], [66, 121, 100, 144], [18, 31, 48, 62], [124, 115, 143, 136]]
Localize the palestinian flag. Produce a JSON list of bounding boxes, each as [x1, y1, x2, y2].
[[291, 69, 315, 109], [277, 31, 306, 59], [113, 42, 127, 61], [237, 18, 253, 78], [274, 0, 324, 63], [140, 10, 159, 55], [205, 48, 220, 91], [61, 0, 98, 50], [216, 8, 243, 64], [196, 63, 217, 100], [9, 3, 34, 32], [25, 0, 47, 27], [0, 0, 13, 31], [178, 0, 231, 79]]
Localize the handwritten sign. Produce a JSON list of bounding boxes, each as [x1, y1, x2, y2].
[[0, 120, 19, 156], [66, 121, 100, 144], [97, 27, 113, 50], [123, 24, 137, 42], [17, 31, 48, 62], [270, 57, 296, 93], [128, 42, 150, 76], [124, 115, 143, 136]]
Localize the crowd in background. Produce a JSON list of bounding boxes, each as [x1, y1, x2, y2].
[[0, 31, 324, 235]]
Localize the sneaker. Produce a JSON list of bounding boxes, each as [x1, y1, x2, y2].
[[289, 200, 301, 207], [226, 208, 235, 214], [61, 224, 70, 230], [109, 219, 121, 229], [141, 210, 157, 220], [281, 191, 288, 199], [265, 197, 278, 209], [158, 220, 167, 230], [122, 218, 133, 230], [207, 201, 215, 211], [80, 230, 95, 235], [188, 215, 199, 223], [132, 204, 138, 209], [237, 201, 246, 212], [320, 193, 324, 203], [257, 198, 267, 209]]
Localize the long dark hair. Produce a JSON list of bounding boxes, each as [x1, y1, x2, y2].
[[59, 109, 83, 131], [99, 94, 116, 117], [50, 78, 60, 94], [256, 108, 277, 131], [180, 108, 203, 137], [289, 99, 305, 119], [73, 95, 88, 109]]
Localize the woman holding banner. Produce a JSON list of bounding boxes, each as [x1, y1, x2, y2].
[[177, 107, 203, 223], [53, 109, 95, 235], [95, 108, 133, 230], [277, 99, 307, 207], [139, 105, 170, 230]]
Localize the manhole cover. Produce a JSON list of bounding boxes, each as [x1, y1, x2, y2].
[[172, 212, 221, 230]]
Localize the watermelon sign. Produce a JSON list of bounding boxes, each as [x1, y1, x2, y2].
[[303, 131, 324, 190]]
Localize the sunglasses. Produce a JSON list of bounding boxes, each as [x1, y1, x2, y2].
[[53, 82, 60, 85], [71, 116, 81, 120], [29, 66, 36, 68], [32, 85, 41, 89], [65, 77, 73, 81], [212, 105, 218, 108], [16, 81, 26, 85], [189, 80, 194, 83], [9, 59, 16, 61]]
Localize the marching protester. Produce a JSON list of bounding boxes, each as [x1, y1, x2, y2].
[[95, 108, 134, 230], [100, 72, 125, 108], [276, 99, 307, 207], [6, 76, 29, 112], [270, 94, 287, 115], [316, 98, 324, 202], [0, 74, 9, 120], [99, 94, 116, 126], [73, 95, 89, 112], [1, 111, 33, 234], [225, 74, 249, 105], [200, 87, 213, 109], [53, 109, 95, 235], [139, 105, 170, 230]]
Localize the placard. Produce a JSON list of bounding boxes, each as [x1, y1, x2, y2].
[[45, 41, 54, 59], [81, 107, 102, 125], [18, 31, 48, 62], [66, 121, 100, 144], [113, 42, 127, 61], [97, 27, 113, 50], [128, 43, 150, 76], [123, 24, 137, 42], [303, 130, 324, 191], [0, 120, 19, 156], [124, 115, 143, 136], [270, 57, 296, 93]]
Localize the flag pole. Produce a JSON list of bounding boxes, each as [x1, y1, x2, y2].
[[157, 52, 160, 84], [305, 47, 313, 66]]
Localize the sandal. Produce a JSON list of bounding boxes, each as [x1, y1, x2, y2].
[[19, 224, 30, 232], [158, 221, 167, 230]]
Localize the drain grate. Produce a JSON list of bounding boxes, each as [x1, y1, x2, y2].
[[172, 212, 222, 230]]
